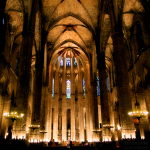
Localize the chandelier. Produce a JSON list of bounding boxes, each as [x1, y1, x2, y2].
[[103, 124, 115, 129], [128, 99, 148, 119], [4, 112, 24, 122], [128, 110, 148, 118], [28, 125, 40, 129]]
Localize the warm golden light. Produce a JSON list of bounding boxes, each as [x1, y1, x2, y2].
[[128, 111, 149, 118], [4, 112, 24, 120], [117, 125, 121, 130], [103, 124, 115, 128], [28, 125, 40, 129]]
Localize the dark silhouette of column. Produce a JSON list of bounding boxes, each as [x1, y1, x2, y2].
[[107, 0, 134, 136]]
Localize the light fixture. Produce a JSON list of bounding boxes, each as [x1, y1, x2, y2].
[[128, 100, 148, 119], [39, 130, 48, 136], [103, 124, 115, 129], [28, 125, 40, 129], [4, 112, 24, 122], [128, 111, 149, 118]]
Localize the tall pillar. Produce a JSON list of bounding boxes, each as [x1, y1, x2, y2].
[[62, 56, 67, 141], [78, 61, 84, 141], [95, 2, 110, 139], [0, 95, 11, 137], [71, 57, 75, 141], [16, 0, 37, 115], [53, 65, 59, 142], [107, 0, 134, 138], [99, 52, 110, 141], [47, 89, 52, 140], [90, 80, 100, 141], [31, 29, 47, 135], [40, 85, 48, 141], [47, 65, 53, 140], [85, 63, 91, 141], [95, 22, 110, 140]]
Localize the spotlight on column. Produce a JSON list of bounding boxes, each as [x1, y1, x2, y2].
[[117, 125, 121, 130]]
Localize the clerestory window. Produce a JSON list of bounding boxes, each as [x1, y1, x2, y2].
[[97, 76, 100, 96], [83, 79, 85, 98], [60, 58, 63, 66], [66, 57, 71, 66], [66, 80, 71, 99], [52, 78, 54, 98]]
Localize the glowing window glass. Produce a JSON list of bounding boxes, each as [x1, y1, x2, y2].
[[60, 58, 63, 66], [97, 76, 100, 96], [52, 78, 54, 98], [83, 79, 85, 98], [66, 80, 71, 99], [66, 57, 71, 66], [74, 58, 77, 66], [106, 72, 109, 91]]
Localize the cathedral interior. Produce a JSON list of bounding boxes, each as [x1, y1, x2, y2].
[[0, 0, 150, 146]]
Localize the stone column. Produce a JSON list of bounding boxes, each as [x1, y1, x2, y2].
[[112, 34, 135, 137], [78, 62, 84, 141], [16, 0, 38, 115], [85, 63, 91, 141], [71, 57, 75, 141], [47, 65, 53, 140], [62, 56, 67, 141], [39, 85, 48, 141], [90, 80, 100, 141], [142, 88, 150, 140], [16, 31, 35, 114], [53, 65, 59, 142], [0, 95, 11, 137], [47, 89, 52, 140], [107, 0, 134, 138], [99, 52, 110, 141], [95, 16, 110, 141], [30, 30, 47, 135]]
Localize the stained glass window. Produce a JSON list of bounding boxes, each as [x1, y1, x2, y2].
[[83, 79, 85, 98], [66, 80, 71, 99], [106, 72, 109, 91], [74, 58, 77, 66], [60, 58, 63, 66], [66, 57, 71, 66], [97, 76, 100, 96], [52, 78, 54, 98]]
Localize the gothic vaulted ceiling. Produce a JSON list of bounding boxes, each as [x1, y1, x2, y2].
[[5, 0, 146, 67]]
